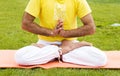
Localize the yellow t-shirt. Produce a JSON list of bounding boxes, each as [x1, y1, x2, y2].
[[25, 0, 91, 42]]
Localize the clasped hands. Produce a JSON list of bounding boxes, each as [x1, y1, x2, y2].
[[50, 20, 67, 37]]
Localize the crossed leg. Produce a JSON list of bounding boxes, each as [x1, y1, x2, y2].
[[15, 45, 60, 65], [59, 40, 107, 66], [62, 46, 107, 66], [15, 40, 107, 66]]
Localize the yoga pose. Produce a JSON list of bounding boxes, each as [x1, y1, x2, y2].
[[15, 0, 107, 66]]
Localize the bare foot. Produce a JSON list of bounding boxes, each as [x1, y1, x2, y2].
[[60, 40, 92, 54], [77, 41, 92, 46], [31, 43, 45, 48]]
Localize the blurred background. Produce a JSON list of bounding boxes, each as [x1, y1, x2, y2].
[[0, 0, 120, 50]]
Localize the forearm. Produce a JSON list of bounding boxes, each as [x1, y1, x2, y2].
[[22, 12, 53, 36], [60, 14, 96, 38], [22, 22, 52, 36], [62, 24, 95, 38]]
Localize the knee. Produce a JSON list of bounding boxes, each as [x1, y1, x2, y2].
[[15, 50, 28, 65], [14, 45, 36, 65], [96, 53, 107, 66], [15, 49, 36, 65], [14, 45, 60, 65], [88, 47, 108, 66]]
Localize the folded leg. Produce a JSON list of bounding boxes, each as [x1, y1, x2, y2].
[[15, 45, 59, 65], [63, 46, 107, 66]]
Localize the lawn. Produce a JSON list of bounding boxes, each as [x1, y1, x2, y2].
[[0, 0, 120, 76]]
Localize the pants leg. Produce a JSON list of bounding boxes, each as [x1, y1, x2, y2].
[[15, 45, 59, 65], [62, 46, 107, 66]]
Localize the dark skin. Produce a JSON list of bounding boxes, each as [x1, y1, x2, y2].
[[22, 12, 95, 37], [22, 12, 95, 54]]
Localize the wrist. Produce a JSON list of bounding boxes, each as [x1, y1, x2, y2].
[[49, 31, 54, 36], [59, 30, 69, 38], [38, 27, 53, 36], [64, 30, 69, 38], [46, 29, 55, 36]]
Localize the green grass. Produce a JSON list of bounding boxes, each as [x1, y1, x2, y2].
[[0, 68, 120, 76], [0, 0, 120, 76], [78, 0, 120, 50]]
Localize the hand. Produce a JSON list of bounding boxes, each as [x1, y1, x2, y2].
[[50, 19, 69, 37], [79, 41, 93, 46], [50, 20, 63, 36], [56, 19, 69, 37]]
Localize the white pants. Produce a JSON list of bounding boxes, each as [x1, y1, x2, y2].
[[15, 40, 107, 66]]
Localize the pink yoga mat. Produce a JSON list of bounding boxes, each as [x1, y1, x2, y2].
[[0, 50, 120, 69]]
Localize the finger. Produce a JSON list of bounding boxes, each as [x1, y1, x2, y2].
[[57, 23, 63, 29], [55, 23, 61, 29], [58, 19, 63, 22], [57, 19, 63, 26], [55, 27, 63, 34], [56, 20, 62, 25], [56, 28, 63, 32], [58, 22, 63, 25], [58, 27, 63, 31], [56, 23, 63, 30], [55, 20, 63, 31]]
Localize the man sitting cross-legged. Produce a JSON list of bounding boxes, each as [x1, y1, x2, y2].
[[15, 40, 107, 66], [15, 0, 107, 67]]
